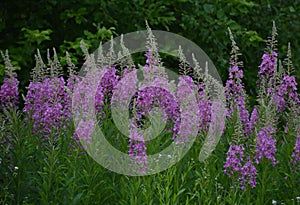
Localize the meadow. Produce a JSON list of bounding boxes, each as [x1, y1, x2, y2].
[[0, 25, 299, 205]]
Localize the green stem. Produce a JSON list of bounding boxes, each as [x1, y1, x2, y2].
[[247, 187, 251, 205], [260, 161, 267, 205]]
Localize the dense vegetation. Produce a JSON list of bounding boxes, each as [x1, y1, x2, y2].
[[0, 1, 299, 204]]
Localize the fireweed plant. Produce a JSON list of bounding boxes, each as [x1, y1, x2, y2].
[[0, 24, 299, 204], [224, 28, 258, 191], [0, 50, 19, 110]]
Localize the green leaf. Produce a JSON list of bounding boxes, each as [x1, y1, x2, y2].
[[203, 4, 214, 13], [289, 6, 295, 12], [217, 10, 225, 19], [72, 193, 83, 205]]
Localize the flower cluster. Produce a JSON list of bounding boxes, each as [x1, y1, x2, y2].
[[224, 143, 245, 176], [239, 160, 257, 189], [72, 68, 107, 142], [94, 66, 121, 118], [225, 62, 250, 135], [248, 107, 259, 132], [175, 75, 199, 144], [255, 125, 277, 165], [128, 122, 148, 174], [290, 135, 300, 172], [143, 49, 165, 84], [135, 85, 180, 137], [74, 119, 95, 144], [23, 77, 70, 138], [258, 51, 278, 84], [224, 143, 257, 189], [225, 30, 252, 136], [0, 77, 19, 109], [274, 75, 300, 112], [197, 82, 211, 132], [0, 51, 19, 110], [99, 66, 120, 103]]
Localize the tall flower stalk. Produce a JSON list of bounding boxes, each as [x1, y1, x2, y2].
[[225, 28, 251, 137], [224, 28, 257, 190], [0, 50, 19, 110], [257, 21, 278, 94]]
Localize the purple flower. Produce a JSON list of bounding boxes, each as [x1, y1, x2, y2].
[[135, 85, 180, 137], [23, 77, 70, 138], [224, 143, 245, 176], [229, 65, 243, 79], [224, 143, 258, 189], [128, 122, 148, 174], [74, 119, 95, 144], [0, 51, 19, 109], [291, 135, 300, 172], [143, 50, 165, 84], [111, 68, 138, 114], [240, 159, 257, 190], [225, 63, 250, 136], [0, 77, 19, 109], [175, 75, 199, 144], [247, 107, 259, 135], [99, 66, 120, 103], [225, 39, 250, 133], [273, 75, 300, 112], [255, 126, 277, 166], [197, 83, 211, 132], [258, 51, 278, 85]]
